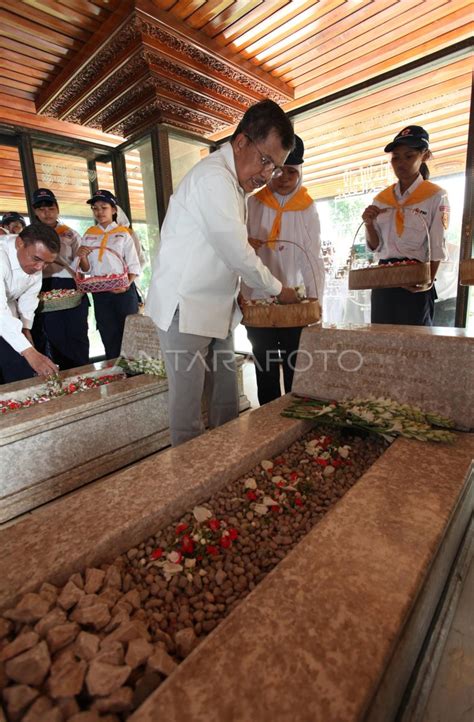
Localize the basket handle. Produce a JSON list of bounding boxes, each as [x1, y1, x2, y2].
[[260, 238, 321, 300], [76, 245, 128, 275], [349, 208, 432, 273]]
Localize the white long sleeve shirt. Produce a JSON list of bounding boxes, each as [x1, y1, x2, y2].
[[80, 222, 141, 276], [0, 236, 42, 354], [242, 190, 325, 300], [368, 175, 449, 262], [145, 142, 282, 339]]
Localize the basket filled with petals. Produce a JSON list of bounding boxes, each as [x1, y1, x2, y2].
[[348, 211, 432, 290], [348, 259, 431, 290], [75, 246, 129, 293], [38, 288, 84, 313], [459, 258, 474, 286]]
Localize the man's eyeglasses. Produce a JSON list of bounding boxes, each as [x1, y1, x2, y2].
[[245, 134, 283, 179]]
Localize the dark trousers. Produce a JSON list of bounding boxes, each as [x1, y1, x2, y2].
[[32, 277, 89, 371], [92, 283, 139, 360], [371, 286, 436, 326], [246, 325, 303, 405], [371, 258, 436, 326], [0, 338, 36, 385]]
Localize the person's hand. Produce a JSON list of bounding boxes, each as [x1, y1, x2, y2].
[[277, 287, 299, 304], [402, 282, 433, 293], [77, 245, 93, 258], [22, 328, 34, 345], [21, 347, 58, 377], [362, 206, 387, 227], [248, 237, 264, 251]]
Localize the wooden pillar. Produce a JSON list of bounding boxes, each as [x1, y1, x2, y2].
[[18, 134, 38, 220], [151, 126, 173, 227], [455, 71, 474, 328]]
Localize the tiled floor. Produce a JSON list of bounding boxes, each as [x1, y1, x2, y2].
[[421, 558, 474, 722]]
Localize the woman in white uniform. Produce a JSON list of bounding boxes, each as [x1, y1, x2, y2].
[[242, 135, 325, 404], [78, 190, 141, 359], [362, 125, 449, 326]]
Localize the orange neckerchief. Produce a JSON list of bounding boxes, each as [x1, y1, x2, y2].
[[55, 224, 71, 235], [374, 180, 442, 236], [84, 225, 129, 261], [254, 185, 314, 249]]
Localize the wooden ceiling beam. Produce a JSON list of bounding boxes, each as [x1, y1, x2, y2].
[[0, 60, 50, 82], [213, 0, 288, 46], [3, 4, 92, 42], [284, 0, 470, 85], [294, 11, 473, 97], [201, 0, 262, 38], [226, 0, 321, 53], [0, 48, 55, 74], [184, 0, 235, 30], [1, 16, 81, 54], [270, 0, 426, 76], [2, 37, 68, 64]]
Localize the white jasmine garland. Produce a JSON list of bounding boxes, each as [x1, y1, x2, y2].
[[283, 397, 455, 443]]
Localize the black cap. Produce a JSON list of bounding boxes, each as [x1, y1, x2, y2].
[[1, 211, 26, 227], [87, 189, 117, 206], [285, 135, 304, 165], [384, 126, 429, 153], [32, 188, 58, 207]]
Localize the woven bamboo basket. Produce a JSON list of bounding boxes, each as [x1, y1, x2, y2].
[[459, 259, 474, 286], [241, 238, 322, 328], [242, 299, 321, 328], [348, 212, 432, 290], [76, 246, 129, 293], [38, 290, 84, 313], [349, 261, 431, 290]]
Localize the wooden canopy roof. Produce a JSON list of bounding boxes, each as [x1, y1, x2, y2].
[[1, 0, 472, 141]]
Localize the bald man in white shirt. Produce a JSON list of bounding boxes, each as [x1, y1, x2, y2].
[[0, 223, 60, 384]]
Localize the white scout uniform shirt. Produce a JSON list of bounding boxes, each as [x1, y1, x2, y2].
[[43, 223, 82, 279], [368, 174, 449, 262], [242, 191, 325, 301], [0, 236, 42, 354], [145, 142, 282, 339], [80, 222, 141, 277]]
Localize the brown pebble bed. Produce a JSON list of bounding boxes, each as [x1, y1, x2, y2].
[[0, 427, 386, 721]]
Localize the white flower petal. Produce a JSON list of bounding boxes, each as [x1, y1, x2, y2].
[[193, 506, 212, 522], [244, 478, 257, 490], [254, 503, 269, 516], [271, 475, 285, 484], [261, 460, 274, 471]]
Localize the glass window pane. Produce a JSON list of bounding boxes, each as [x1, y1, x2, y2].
[[169, 135, 210, 191], [294, 52, 472, 327], [0, 144, 29, 220], [32, 148, 93, 229], [32, 146, 106, 359], [125, 139, 160, 298], [96, 160, 115, 197]]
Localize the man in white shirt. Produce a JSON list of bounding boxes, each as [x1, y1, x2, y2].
[[146, 99, 298, 446], [0, 223, 60, 384]]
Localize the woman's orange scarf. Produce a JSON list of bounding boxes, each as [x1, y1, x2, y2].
[[84, 225, 129, 261], [374, 180, 441, 235], [254, 185, 313, 249]]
